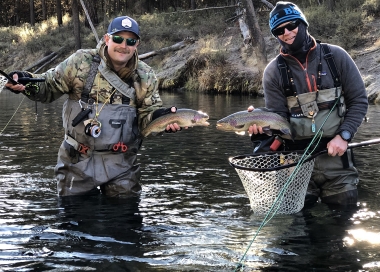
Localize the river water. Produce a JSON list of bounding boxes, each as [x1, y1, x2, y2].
[[1, 90, 380, 271]]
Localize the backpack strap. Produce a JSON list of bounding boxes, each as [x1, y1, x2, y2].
[[81, 54, 101, 103], [277, 42, 341, 97], [320, 42, 341, 87], [277, 55, 297, 97]]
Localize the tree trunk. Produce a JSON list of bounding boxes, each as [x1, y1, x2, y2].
[[56, 0, 63, 26], [72, 0, 81, 50], [326, 0, 335, 12], [191, 0, 196, 9], [30, 0, 35, 26], [103, 0, 109, 32], [15, 0, 21, 26], [116, 0, 121, 12], [139, 38, 195, 60], [242, 0, 267, 67], [82, 0, 98, 28], [42, 0, 47, 20]]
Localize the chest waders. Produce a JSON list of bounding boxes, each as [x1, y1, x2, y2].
[[55, 54, 142, 197], [278, 43, 345, 140], [277, 43, 359, 204]]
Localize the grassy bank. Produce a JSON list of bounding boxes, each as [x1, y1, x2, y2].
[[1, 0, 379, 94]]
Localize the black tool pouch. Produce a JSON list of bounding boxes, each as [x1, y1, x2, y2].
[[251, 134, 281, 153], [63, 141, 80, 163]]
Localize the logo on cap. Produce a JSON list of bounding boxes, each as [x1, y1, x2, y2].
[[121, 18, 132, 29]]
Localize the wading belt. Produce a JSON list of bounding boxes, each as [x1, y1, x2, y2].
[[277, 41, 341, 97]]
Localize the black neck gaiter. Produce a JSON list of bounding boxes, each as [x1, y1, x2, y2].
[[278, 23, 314, 64]]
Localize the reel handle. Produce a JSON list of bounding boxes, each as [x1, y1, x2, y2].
[[18, 77, 45, 84]]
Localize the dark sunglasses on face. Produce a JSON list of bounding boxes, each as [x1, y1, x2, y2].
[[109, 35, 138, 46], [271, 20, 301, 36]]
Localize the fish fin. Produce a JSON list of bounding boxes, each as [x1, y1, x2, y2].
[[262, 126, 273, 136], [235, 131, 246, 136], [255, 107, 270, 112], [280, 128, 293, 141], [149, 131, 164, 137], [235, 124, 245, 129]]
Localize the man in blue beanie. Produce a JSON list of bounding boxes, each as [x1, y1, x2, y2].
[[249, 2, 368, 208]]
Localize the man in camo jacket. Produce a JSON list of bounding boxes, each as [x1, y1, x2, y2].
[[5, 16, 181, 197]]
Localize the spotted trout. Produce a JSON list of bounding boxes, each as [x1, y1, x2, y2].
[[216, 108, 292, 139], [141, 109, 210, 137]]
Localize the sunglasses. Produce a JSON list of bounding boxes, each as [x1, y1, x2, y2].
[[271, 20, 301, 36], [109, 35, 138, 46]]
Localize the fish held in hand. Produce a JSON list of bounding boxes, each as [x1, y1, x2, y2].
[[141, 109, 210, 138], [216, 108, 292, 140]]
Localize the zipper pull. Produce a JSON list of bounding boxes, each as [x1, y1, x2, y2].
[[311, 115, 316, 133]]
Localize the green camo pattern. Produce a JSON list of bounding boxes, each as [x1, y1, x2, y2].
[[27, 40, 163, 130]]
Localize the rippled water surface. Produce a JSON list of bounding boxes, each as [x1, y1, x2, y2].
[[1, 90, 380, 271]]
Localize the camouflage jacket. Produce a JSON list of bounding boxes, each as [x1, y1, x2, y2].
[[24, 40, 163, 130]]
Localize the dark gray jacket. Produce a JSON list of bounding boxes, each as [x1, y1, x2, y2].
[[263, 38, 368, 138]]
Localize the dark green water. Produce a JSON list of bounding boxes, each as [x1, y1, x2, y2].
[[1, 90, 380, 271]]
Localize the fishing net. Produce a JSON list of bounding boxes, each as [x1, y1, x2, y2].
[[229, 151, 315, 215]]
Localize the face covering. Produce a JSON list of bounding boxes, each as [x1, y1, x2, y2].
[[277, 23, 313, 64]]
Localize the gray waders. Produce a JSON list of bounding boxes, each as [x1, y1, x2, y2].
[[55, 99, 142, 197], [279, 42, 359, 207], [55, 54, 142, 197]]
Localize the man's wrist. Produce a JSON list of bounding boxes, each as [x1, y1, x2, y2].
[[338, 130, 352, 142]]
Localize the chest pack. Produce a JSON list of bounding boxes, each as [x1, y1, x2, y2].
[[277, 42, 346, 139], [277, 42, 341, 97]]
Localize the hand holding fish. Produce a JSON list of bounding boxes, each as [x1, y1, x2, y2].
[[165, 106, 183, 133], [141, 108, 210, 138], [247, 105, 264, 135], [216, 107, 292, 140]]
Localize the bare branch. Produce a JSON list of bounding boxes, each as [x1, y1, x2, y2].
[[161, 4, 238, 14], [139, 38, 195, 60], [260, 0, 274, 9]]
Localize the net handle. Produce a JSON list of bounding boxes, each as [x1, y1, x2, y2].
[[229, 138, 380, 172]]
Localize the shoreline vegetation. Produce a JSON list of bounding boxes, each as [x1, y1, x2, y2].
[[0, 1, 380, 98]]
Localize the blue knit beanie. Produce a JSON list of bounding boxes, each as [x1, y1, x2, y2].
[[269, 2, 308, 32]]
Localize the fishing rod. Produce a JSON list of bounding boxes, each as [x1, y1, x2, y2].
[[0, 69, 46, 135], [0, 69, 45, 87], [230, 138, 380, 172]]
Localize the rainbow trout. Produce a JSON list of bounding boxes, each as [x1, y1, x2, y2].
[[216, 108, 292, 139], [141, 109, 210, 137]]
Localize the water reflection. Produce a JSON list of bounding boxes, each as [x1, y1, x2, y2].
[[1, 91, 380, 271]]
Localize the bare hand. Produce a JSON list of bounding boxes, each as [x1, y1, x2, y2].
[[166, 123, 183, 132], [247, 105, 263, 135], [165, 106, 188, 132], [327, 135, 348, 156]]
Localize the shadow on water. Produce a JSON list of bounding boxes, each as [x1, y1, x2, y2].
[[1, 90, 380, 271]]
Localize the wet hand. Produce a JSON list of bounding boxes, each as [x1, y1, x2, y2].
[[247, 105, 263, 135], [166, 123, 182, 132], [165, 107, 187, 132], [327, 135, 348, 156]]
